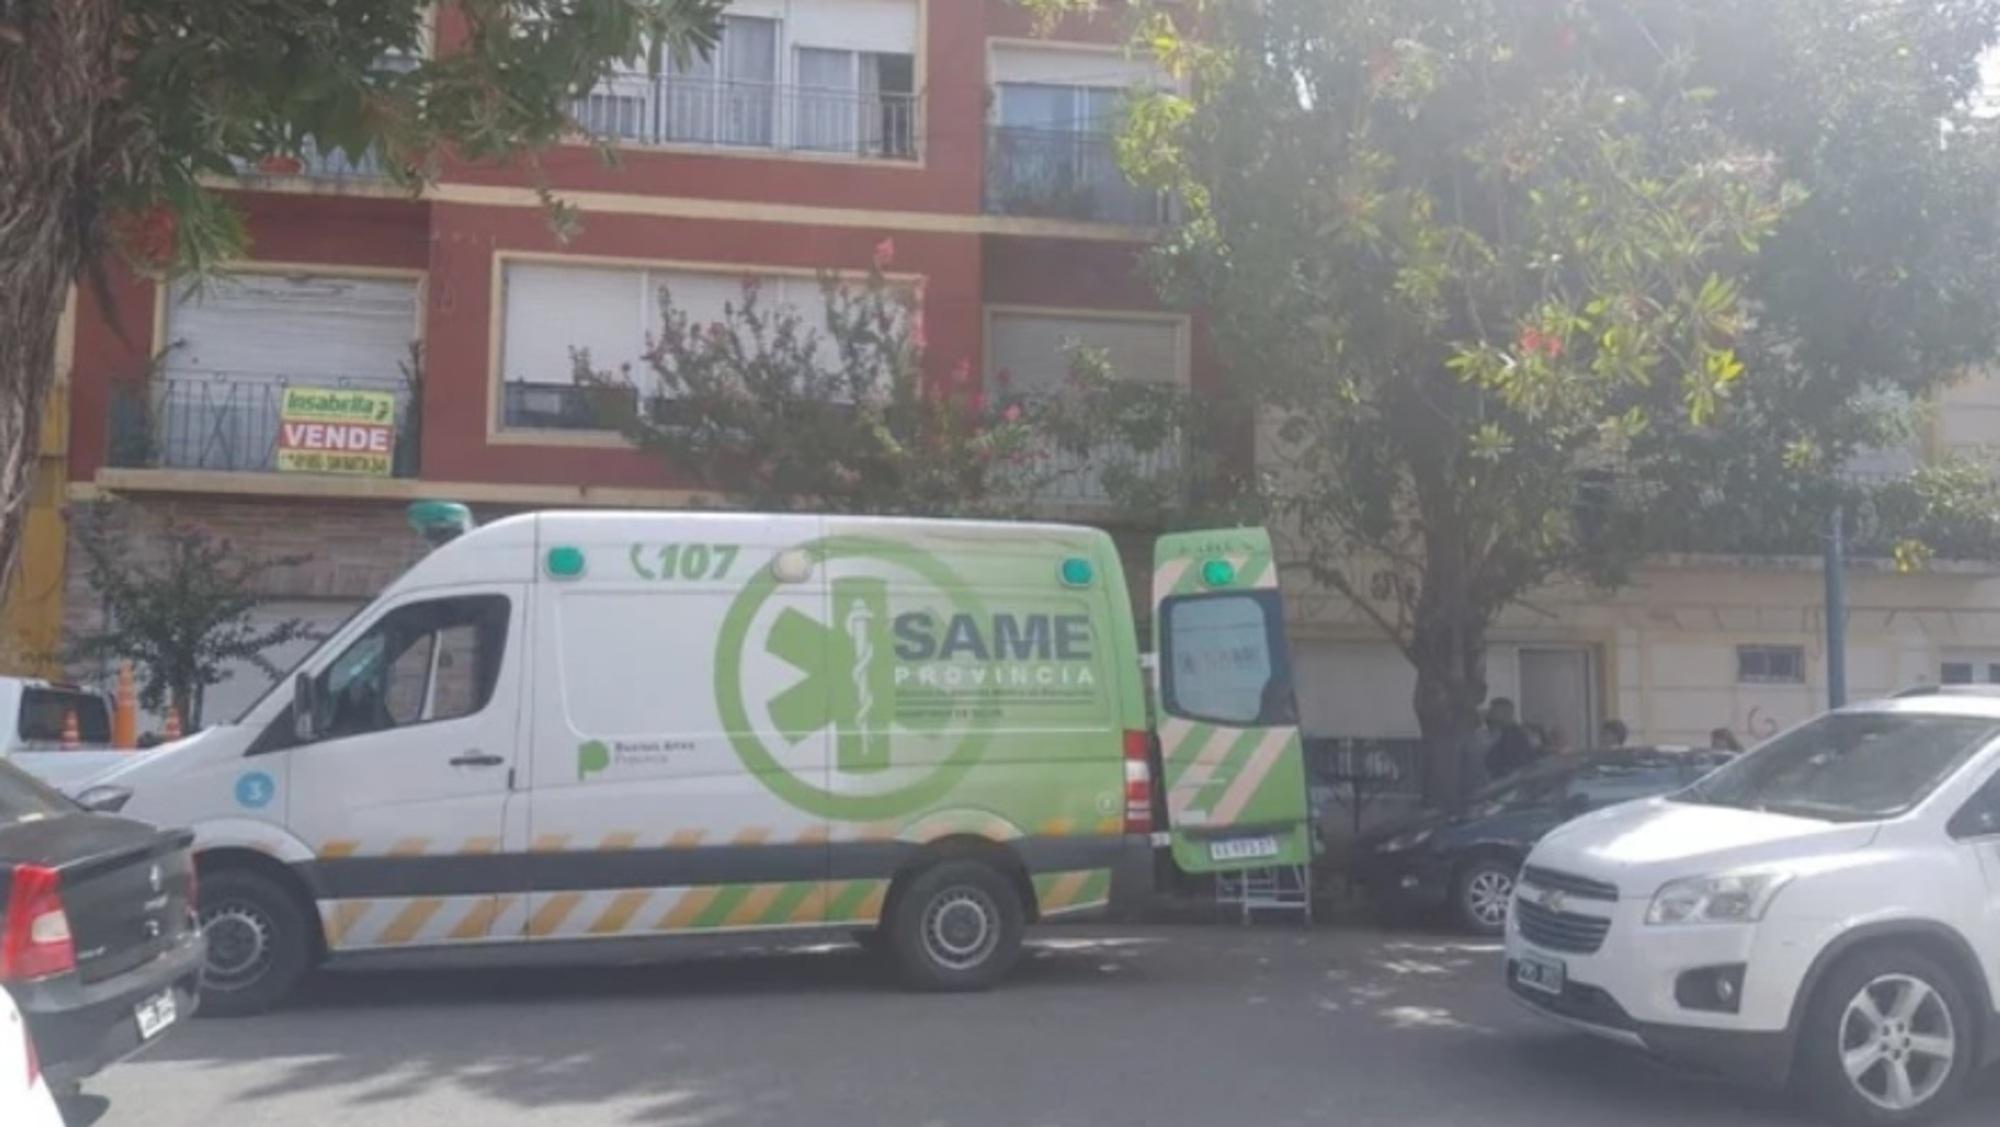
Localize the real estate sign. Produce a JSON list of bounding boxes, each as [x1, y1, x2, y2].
[[276, 387, 397, 476]]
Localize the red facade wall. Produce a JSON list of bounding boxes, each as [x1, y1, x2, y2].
[[65, 2, 1203, 494]]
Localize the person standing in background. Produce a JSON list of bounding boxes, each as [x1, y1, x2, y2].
[[1710, 727, 1744, 754], [1483, 698, 1540, 778], [1599, 718, 1630, 748]]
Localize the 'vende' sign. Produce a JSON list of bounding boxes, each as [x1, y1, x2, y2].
[[276, 387, 398, 476]]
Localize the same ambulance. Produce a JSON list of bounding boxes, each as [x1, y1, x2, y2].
[[69, 511, 1310, 1013]]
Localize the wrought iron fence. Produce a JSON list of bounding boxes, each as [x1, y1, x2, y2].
[[501, 381, 639, 431], [110, 373, 417, 477], [1017, 433, 1186, 505], [573, 75, 920, 160], [985, 126, 1169, 226]]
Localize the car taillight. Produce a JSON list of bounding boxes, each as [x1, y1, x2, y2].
[[1123, 730, 1153, 835], [0, 865, 75, 982]]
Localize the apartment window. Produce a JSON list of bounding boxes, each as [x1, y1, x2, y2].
[[795, 48, 915, 157], [985, 310, 1186, 501], [498, 261, 849, 432], [1738, 645, 1807, 685], [572, 4, 919, 159]]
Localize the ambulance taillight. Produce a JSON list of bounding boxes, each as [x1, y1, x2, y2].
[[1123, 730, 1153, 835]]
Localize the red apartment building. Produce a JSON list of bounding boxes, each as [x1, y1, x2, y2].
[[51, 0, 1205, 718]]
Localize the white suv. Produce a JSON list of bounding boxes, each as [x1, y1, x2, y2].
[[1507, 689, 2000, 1125]]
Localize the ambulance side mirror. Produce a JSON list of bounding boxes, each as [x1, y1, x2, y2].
[[292, 673, 321, 742]]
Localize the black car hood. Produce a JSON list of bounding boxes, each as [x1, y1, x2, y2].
[[1355, 807, 1460, 852]]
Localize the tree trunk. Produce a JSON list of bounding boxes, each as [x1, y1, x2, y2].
[[1411, 609, 1489, 811], [0, 1, 121, 594]]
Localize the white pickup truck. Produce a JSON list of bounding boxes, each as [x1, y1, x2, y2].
[[0, 678, 136, 793]]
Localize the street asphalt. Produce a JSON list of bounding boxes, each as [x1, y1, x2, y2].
[[69, 922, 2000, 1127]]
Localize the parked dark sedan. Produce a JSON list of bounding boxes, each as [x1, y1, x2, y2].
[[1351, 748, 1730, 936], [0, 757, 201, 1094]]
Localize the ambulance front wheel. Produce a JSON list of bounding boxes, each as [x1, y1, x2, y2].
[[197, 868, 314, 1017], [889, 859, 1025, 992]]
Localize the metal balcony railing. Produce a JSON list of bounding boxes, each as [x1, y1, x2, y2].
[[1007, 431, 1186, 506], [985, 126, 1168, 226], [502, 381, 640, 431], [233, 139, 387, 183], [109, 373, 417, 477], [573, 75, 920, 160]]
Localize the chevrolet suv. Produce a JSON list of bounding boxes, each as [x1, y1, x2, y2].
[[1507, 689, 2000, 1124]]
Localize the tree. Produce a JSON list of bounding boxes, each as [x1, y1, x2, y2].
[[0, 0, 725, 595], [1065, 0, 2000, 801], [63, 500, 312, 728], [582, 242, 1053, 517]]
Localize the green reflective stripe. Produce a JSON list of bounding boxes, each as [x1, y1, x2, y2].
[[1190, 729, 1265, 813], [1075, 869, 1112, 906], [1235, 552, 1272, 589], [827, 879, 879, 921], [763, 881, 817, 925], [694, 884, 754, 928], [1163, 723, 1216, 787]]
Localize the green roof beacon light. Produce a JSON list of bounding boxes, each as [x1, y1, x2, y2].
[[1059, 557, 1096, 588], [1200, 558, 1237, 588], [407, 500, 475, 549], [545, 546, 587, 580]]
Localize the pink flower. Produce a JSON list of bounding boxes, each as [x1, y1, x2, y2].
[[910, 309, 928, 351], [873, 238, 896, 270], [1002, 403, 1022, 423], [951, 358, 974, 386]]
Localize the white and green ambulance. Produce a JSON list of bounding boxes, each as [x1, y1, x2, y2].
[[70, 510, 1310, 1013]]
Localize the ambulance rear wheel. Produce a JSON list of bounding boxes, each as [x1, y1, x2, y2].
[[889, 860, 1025, 992], [197, 868, 312, 1017]]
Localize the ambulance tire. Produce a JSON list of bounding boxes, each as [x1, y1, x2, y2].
[[889, 859, 1026, 992], [196, 868, 314, 1017]]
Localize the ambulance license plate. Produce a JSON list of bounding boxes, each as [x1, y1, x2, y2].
[[1514, 953, 1566, 996], [1209, 835, 1281, 863], [135, 990, 177, 1040]]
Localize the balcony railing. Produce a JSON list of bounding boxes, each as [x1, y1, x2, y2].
[[985, 126, 1168, 226], [573, 75, 920, 160], [233, 139, 387, 183], [1009, 433, 1186, 507], [109, 373, 417, 478], [502, 381, 638, 431]]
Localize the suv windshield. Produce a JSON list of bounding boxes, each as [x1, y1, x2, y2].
[[1676, 712, 2000, 823]]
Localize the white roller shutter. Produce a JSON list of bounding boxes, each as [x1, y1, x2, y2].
[[986, 311, 1185, 394], [163, 273, 419, 383], [1292, 640, 1420, 739]]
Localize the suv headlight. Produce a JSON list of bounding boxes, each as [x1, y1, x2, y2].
[[1645, 871, 1793, 926], [1378, 828, 1433, 854]]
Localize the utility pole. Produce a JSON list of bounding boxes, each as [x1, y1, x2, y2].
[[1825, 506, 1848, 709]]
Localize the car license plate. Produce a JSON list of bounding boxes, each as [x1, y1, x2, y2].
[[1208, 835, 1281, 863], [1515, 953, 1566, 996], [134, 990, 177, 1040]]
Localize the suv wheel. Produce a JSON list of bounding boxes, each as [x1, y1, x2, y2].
[[1453, 857, 1517, 936], [1799, 947, 1974, 1125]]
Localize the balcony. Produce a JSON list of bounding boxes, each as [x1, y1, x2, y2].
[[984, 127, 1168, 226], [1013, 433, 1186, 509], [572, 75, 920, 160], [109, 373, 418, 478], [502, 381, 638, 432], [233, 139, 387, 184]]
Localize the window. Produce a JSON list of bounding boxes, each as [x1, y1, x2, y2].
[[0, 759, 73, 827], [1567, 760, 1689, 810], [1678, 712, 2000, 822], [313, 595, 509, 741], [794, 49, 915, 156], [1949, 770, 2000, 839], [16, 687, 111, 746], [1159, 591, 1292, 727], [662, 15, 779, 145], [1737, 644, 1806, 685], [1939, 654, 2000, 685], [500, 261, 881, 432]]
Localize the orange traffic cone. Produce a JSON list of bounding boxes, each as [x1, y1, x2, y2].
[[60, 709, 80, 749], [162, 706, 182, 742], [113, 662, 138, 750]]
